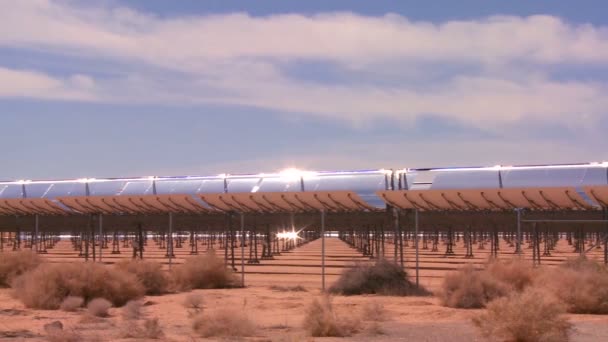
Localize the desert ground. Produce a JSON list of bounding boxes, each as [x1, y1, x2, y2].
[[1, 236, 608, 341]]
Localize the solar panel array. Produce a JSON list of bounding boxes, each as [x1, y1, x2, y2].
[[0, 163, 607, 216]]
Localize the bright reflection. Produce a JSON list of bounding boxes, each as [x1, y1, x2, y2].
[[277, 230, 299, 241], [279, 168, 316, 180]]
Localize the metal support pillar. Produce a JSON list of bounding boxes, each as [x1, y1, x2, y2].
[[532, 222, 541, 266], [137, 222, 144, 259], [516, 208, 522, 255], [604, 207, 608, 265], [321, 210, 326, 291], [414, 209, 420, 288], [465, 226, 473, 258], [240, 213, 245, 287], [393, 208, 404, 266], [168, 212, 173, 269], [578, 227, 584, 256], [34, 214, 39, 253], [91, 216, 96, 261], [190, 229, 198, 255], [84, 215, 90, 261], [445, 226, 455, 255], [111, 231, 121, 254], [98, 214, 103, 263]]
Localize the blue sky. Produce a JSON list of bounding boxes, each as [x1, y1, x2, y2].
[[1, 0, 607, 180]]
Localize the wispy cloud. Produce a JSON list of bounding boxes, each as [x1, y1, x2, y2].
[[192, 138, 608, 175], [0, 0, 607, 130], [0, 66, 95, 100]]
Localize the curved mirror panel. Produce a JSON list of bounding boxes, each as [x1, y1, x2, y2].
[[119, 181, 153, 196], [304, 172, 387, 208], [227, 177, 262, 193], [501, 167, 607, 188], [156, 179, 204, 195], [257, 177, 301, 192], [430, 170, 500, 189], [304, 172, 386, 192], [198, 179, 226, 194], [88, 180, 127, 196], [0, 184, 23, 199], [405, 171, 435, 190], [42, 182, 86, 198], [24, 183, 52, 198]]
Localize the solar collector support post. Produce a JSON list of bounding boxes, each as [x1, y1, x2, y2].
[[91, 215, 97, 261], [34, 214, 39, 253], [393, 207, 404, 267], [240, 212, 245, 287], [168, 212, 173, 269], [604, 207, 608, 265], [516, 208, 522, 256], [414, 208, 420, 288], [84, 214, 91, 261], [321, 209, 326, 291], [98, 213, 103, 263]]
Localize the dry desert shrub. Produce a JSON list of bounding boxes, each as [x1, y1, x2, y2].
[[142, 318, 164, 339], [87, 298, 112, 317], [192, 307, 255, 338], [0, 250, 43, 287], [302, 296, 359, 337], [122, 300, 143, 320], [172, 252, 238, 291], [330, 259, 429, 296], [120, 318, 164, 339], [183, 293, 204, 314], [561, 257, 604, 271], [269, 285, 308, 292], [473, 288, 572, 342], [45, 329, 82, 342], [361, 302, 387, 322], [364, 321, 385, 336], [441, 264, 509, 308], [539, 257, 608, 314], [114, 259, 169, 295], [44, 321, 81, 342], [60, 296, 84, 312], [485, 259, 535, 291], [11, 262, 144, 309], [440, 259, 534, 309]]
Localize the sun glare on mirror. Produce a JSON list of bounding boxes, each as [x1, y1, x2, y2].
[[277, 230, 299, 241]]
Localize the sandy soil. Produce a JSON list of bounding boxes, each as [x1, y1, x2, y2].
[[1, 237, 608, 341]]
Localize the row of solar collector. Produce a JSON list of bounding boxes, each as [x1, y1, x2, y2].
[[0, 162, 607, 215]]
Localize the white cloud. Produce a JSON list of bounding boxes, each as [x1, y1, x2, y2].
[[3, 2, 608, 65], [0, 0, 607, 129], [190, 138, 608, 175], [0, 66, 95, 100]]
